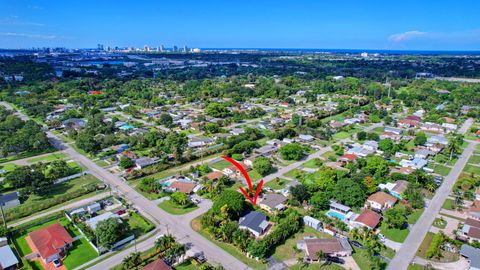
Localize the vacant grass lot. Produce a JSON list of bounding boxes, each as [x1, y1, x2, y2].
[[468, 154, 480, 165], [433, 164, 451, 176], [264, 178, 290, 190], [332, 131, 350, 139], [26, 152, 67, 163], [210, 160, 232, 171], [442, 199, 454, 210], [464, 164, 480, 175], [302, 158, 322, 169]]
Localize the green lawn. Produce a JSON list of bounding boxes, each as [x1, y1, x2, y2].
[[289, 263, 344, 270], [283, 169, 305, 180], [442, 199, 454, 210], [468, 155, 480, 165], [379, 223, 409, 243], [22, 174, 100, 205], [464, 164, 480, 175], [126, 212, 155, 236], [63, 237, 98, 269], [433, 164, 451, 176], [158, 200, 198, 215], [332, 131, 350, 139], [210, 160, 231, 171], [94, 159, 110, 167], [302, 158, 322, 169], [407, 209, 424, 224], [175, 261, 199, 270], [432, 218, 447, 229], [191, 218, 267, 270], [0, 162, 18, 173], [352, 247, 379, 270], [405, 140, 416, 151], [371, 126, 385, 134], [248, 169, 263, 182], [13, 216, 78, 256], [26, 152, 67, 163], [264, 178, 290, 190]]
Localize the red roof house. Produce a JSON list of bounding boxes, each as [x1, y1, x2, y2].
[[141, 258, 172, 270], [353, 209, 381, 230], [27, 223, 74, 263]]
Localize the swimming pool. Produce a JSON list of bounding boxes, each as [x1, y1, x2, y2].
[[119, 123, 134, 130], [162, 180, 173, 187], [326, 210, 346, 221]]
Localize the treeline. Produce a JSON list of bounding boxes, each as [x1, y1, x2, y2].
[[0, 106, 51, 156]]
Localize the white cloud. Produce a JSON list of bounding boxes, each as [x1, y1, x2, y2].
[[388, 31, 427, 42], [0, 16, 45, 26], [0, 32, 57, 39]]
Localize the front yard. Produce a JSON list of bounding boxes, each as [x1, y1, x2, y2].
[[271, 226, 333, 262], [379, 223, 409, 243], [158, 200, 198, 215], [12, 214, 98, 269]]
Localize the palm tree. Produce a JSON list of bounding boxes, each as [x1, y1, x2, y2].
[[446, 134, 463, 161], [155, 234, 176, 253], [315, 250, 326, 263], [122, 252, 141, 269], [296, 257, 308, 269]]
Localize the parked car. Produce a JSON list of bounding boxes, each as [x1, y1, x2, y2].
[[52, 259, 62, 268]]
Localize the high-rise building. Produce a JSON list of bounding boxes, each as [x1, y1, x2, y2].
[[183, 45, 188, 52], [160, 45, 165, 52], [97, 44, 104, 51], [144, 45, 150, 51], [173, 45, 178, 52]]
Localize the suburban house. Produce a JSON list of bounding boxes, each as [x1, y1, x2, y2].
[[0, 192, 20, 209], [87, 202, 102, 214], [135, 157, 160, 169], [223, 162, 250, 178], [86, 212, 121, 230], [398, 119, 420, 129], [338, 154, 357, 165], [238, 211, 269, 238], [296, 238, 353, 261], [462, 218, 480, 242], [140, 258, 172, 270], [27, 223, 74, 263], [259, 193, 287, 213], [460, 244, 480, 270], [206, 171, 225, 181], [365, 192, 397, 211], [351, 209, 382, 230], [378, 180, 409, 199], [299, 134, 315, 142], [169, 181, 198, 194], [0, 242, 19, 270], [399, 158, 428, 170], [469, 201, 480, 220], [303, 216, 322, 231], [253, 145, 278, 157]]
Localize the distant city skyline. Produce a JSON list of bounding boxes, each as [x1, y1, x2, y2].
[[1, 0, 480, 50]]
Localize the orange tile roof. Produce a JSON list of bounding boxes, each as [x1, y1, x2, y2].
[[28, 223, 74, 259], [354, 209, 381, 229], [368, 191, 397, 205], [170, 181, 196, 193]]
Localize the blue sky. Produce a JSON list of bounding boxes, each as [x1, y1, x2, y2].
[[1, 0, 479, 50]]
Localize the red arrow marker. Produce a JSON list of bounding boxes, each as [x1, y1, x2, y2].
[[221, 156, 263, 205]]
